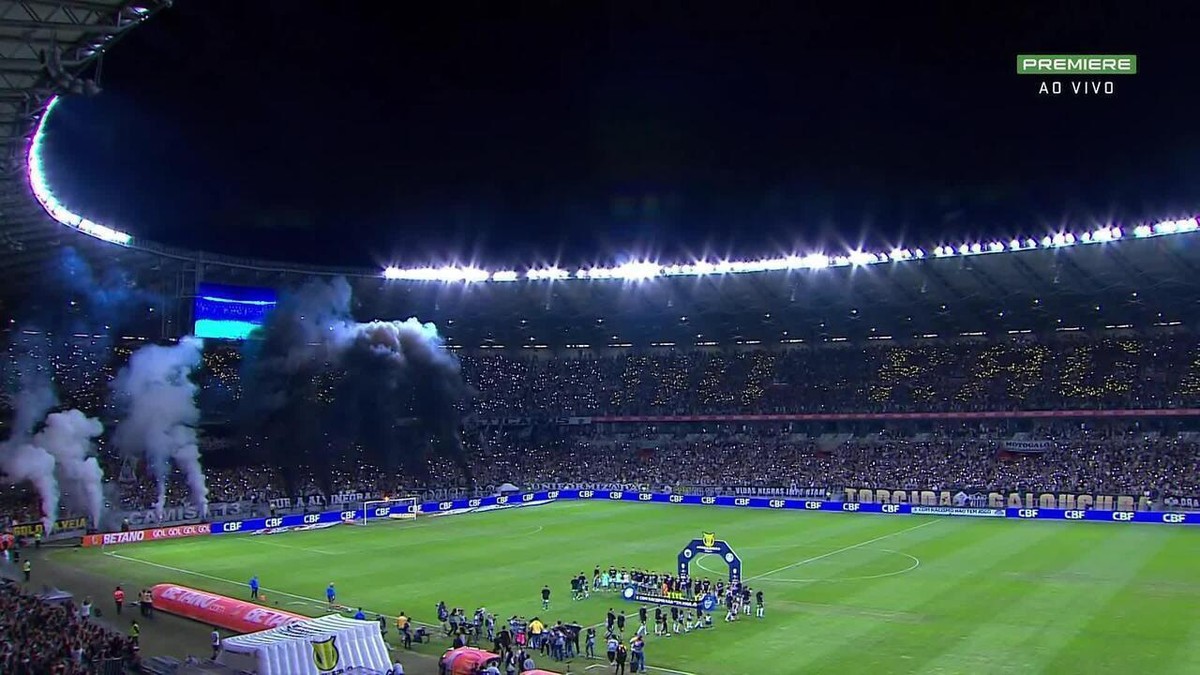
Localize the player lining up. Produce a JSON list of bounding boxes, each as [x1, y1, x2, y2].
[[571, 572, 590, 600]]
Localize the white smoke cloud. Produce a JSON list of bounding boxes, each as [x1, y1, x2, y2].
[[113, 337, 208, 517], [11, 375, 57, 439], [0, 368, 61, 532], [1, 443, 59, 533], [33, 409, 105, 528]]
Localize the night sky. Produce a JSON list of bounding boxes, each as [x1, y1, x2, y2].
[[36, 0, 1200, 269]]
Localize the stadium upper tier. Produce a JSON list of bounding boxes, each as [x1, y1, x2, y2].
[[5, 331, 1200, 423], [1, 2, 1199, 343]]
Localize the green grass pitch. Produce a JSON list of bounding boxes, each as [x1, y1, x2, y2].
[[56, 501, 1200, 675]]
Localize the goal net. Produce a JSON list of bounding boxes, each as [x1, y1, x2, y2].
[[359, 497, 419, 525]]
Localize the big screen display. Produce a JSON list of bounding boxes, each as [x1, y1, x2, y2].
[[193, 283, 277, 339]]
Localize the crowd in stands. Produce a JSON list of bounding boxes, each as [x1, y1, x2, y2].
[[0, 581, 139, 675], [456, 425, 1198, 499], [5, 422, 1193, 528], [5, 332, 1200, 421], [4, 332, 1200, 525]]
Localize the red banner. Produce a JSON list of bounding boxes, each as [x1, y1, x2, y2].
[[592, 408, 1200, 423], [152, 584, 308, 634], [81, 523, 212, 547]]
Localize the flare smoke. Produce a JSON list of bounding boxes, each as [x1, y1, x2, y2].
[[0, 368, 105, 531], [35, 410, 105, 527], [113, 337, 208, 516]]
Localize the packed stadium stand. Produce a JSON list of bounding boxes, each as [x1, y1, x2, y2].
[[1, 6, 1198, 675]]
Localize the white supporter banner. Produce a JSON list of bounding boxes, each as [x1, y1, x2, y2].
[[1001, 440, 1053, 453], [268, 491, 380, 510], [119, 501, 245, 528]]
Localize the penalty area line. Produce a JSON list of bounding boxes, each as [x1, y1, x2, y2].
[[744, 520, 937, 582]]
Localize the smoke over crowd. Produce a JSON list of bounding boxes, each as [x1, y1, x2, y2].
[[1, 247, 206, 531], [112, 337, 208, 517], [2, 255, 444, 529], [240, 277, 469, 492], [0, 363, 106, 532], [34, 410, 105, 527]]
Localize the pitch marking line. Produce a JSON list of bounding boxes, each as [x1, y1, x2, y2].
[[744, 520, 937, 582], [758, 549, 922, 583], [101, 551, 441, 629], [583, 661, 697, 675], [243, 538, 340, 556]]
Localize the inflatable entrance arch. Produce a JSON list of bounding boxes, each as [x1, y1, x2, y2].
[[678, 531, 741, 583]]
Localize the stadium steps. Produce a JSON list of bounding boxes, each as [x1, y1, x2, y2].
[[140, 656, 250, 675], [139, 656, 181, 674], [817, 433, 854, 452]]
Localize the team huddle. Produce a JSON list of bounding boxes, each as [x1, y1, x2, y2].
[[581, 565, 765, 621], [558, 565, 768, 671], [293, 559, 764, 673]]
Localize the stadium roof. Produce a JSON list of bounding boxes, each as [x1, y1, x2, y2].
[[0, 1, 168, 304], [0, 1, 1199, 345]]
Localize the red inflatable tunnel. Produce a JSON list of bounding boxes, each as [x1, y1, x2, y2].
[[440, 647, 500, 675], [151, 584, 308, 634]]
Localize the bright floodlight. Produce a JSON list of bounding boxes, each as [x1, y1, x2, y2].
[[381, 266, 488, 282], [527, 267, 569, 280], [24, 94, 1200, 284], [613, 261, 660, 280], [802, 253, 830, 269]]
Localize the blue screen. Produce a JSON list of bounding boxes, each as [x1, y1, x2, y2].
[[193, 283, 277, 340]]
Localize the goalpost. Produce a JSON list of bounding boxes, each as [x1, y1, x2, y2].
[[359, 497, 419, 525]]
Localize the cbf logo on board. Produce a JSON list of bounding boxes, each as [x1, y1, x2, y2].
[[311, 636, 340, 672]]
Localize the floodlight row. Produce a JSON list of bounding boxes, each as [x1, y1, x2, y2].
[[381, 219, 1198, 283], [28, 97, 1200, 281]]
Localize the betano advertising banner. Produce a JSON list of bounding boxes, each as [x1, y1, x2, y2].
[[152, 583, 307, 633], [81, 523, 212, 547]]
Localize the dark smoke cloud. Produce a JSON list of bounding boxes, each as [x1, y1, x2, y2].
[[15, 247, 158, 345], [240, 278, 469, 491]]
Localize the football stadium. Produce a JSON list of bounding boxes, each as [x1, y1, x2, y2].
[[0, 2, 1199, 675]]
